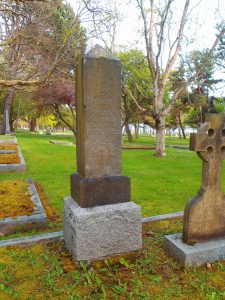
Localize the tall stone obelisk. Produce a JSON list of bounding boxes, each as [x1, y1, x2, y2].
[[63, 45, 142, 261]]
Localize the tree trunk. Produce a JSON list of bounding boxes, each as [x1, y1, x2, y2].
[[0, 89, 14, 134], [14, 98, 22, 132], [155, 116, 166, 157], [177, 114, 186, 139], [10, 119, 15, 132], [124, 120, 132, 142], [134, 123, 139, 139], [54, 105, 76, 136], [29, 118, 37, 132]]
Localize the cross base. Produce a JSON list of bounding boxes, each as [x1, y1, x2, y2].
[[183, 191, 225, 244], [164, 233, 225, 267]]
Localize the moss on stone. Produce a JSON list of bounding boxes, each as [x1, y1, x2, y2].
[[0, 144, 20, 164], [0, 180, 35, 219]]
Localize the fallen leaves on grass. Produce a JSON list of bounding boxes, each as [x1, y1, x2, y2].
[[0, 180, 35, 219], [0, 144, 20, 164]]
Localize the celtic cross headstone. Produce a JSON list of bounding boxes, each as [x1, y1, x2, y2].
[[183, 113, 225, 244]]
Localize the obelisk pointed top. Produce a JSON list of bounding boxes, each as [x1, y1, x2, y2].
[[86, 44, 119, 61]]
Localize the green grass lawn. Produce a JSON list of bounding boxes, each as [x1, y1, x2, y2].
[[1, 131, 225, 222], [1, 132, 225, 299], [1, 219, 225, 299], [0, 135, 16, 140]]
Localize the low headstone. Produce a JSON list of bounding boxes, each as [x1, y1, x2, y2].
[[49, 140, 73, 146], [0, 145, 26, 172], [164, 113, 225, 266], [0, 150, 16, 154], [46, 127, 51, 135], [5, 110, 11, 135], [64, 45, 142, 261], [0, 179, 47, 235], [0, 137, 17, 145]]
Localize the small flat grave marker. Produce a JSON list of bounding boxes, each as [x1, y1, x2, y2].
[[0, 179, 47, 236], [0, 144, 26, 172], [49, 140, 73, 146]]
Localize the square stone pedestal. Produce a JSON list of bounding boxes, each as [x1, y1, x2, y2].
[[64, 196, 142, 261], [164, 233, 225, 267], [71, 173, 130, 208]]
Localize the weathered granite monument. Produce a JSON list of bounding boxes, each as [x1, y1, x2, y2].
[[165, 113, 225, 266], [5, 110, 11, 135], [64, 45, 142, 261]]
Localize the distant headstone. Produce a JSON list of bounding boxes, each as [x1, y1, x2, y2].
[[46, 127, 51, 135], [49, 140, 73, 146], [5, 110, 11, 135], [64, 45, 142, 261], [164, 113, 225, 267]]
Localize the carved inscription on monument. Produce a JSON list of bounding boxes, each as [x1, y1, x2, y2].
[[76, 46, 122, 178]]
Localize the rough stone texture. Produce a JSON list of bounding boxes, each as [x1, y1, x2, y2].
[[0, 231, 63, 248], [164, 233, 225, 267], [5, 110, 11, 135], [71, 45, 131, 208], [86, 44, 119, 60], [70, 173, 130, 207], [0, 145, 26, 173], [0, 179, 47, 235], [64, 196, 142, 261], [76, 44, 122, 178], [183, 113, 225, 244]]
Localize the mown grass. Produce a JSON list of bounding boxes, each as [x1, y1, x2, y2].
[[1, 132, 225, 298], [0, 135, 16, 140], [1, 131, 225, 221], [0, 219, 225, 299]]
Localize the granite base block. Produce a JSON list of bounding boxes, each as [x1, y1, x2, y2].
[[63, 196, 142, 261], [164, 233, 225, 267], [71, 173, 130, 207]]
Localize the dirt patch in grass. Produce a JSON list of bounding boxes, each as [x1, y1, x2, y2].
[[0, 144, 20, 164], [1, 219, 225, 299], [0, 180, 35, 219], [34, 181, 61, 223]]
